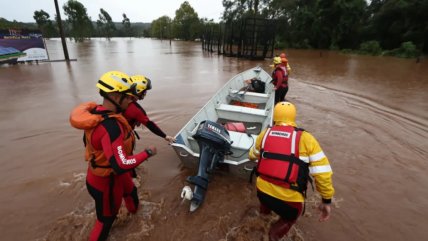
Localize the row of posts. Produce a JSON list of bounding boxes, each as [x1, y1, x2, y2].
[[202, 18, 276, 60]]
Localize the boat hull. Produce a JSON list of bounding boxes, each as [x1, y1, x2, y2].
[[172, 67, 274, 179]]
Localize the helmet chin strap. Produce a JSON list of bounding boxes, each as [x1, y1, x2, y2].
[[138, 90, 147, 100], [101, 91, 124, 113]]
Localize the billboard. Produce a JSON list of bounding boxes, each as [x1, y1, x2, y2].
[[0, 29, 49, 61]]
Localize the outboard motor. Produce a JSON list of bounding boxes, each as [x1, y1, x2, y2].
[[184, 120, 232, 212]]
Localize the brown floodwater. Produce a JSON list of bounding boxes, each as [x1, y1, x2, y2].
[[0, 38, 427, 241]]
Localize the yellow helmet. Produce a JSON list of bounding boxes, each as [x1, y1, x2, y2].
[[270, 56, 283, 68], [130, 75, 152, 97], [273, 56, 282, 65], [273, 101, 296, 125], [96, 71, 133, 94]]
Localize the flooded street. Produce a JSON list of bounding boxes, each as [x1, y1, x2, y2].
[[0, 38, 427, 241]]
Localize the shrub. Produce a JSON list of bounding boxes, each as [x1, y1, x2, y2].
[[340, 49, 354, 54], [398, 41, 418, 58], [383, 41, 419, 58], [382, 48, 400, 56], [359, 40, 382, 55]]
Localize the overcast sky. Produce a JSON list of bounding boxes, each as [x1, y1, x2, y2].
[[0, 0, 224, 23]]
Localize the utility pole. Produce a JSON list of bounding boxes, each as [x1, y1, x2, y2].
[[54, 0, 69, 61]]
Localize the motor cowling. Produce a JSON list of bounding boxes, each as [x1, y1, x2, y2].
[[193, 120, 232, 151]]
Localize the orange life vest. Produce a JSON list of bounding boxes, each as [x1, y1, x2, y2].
[[256, 125, 309, 193], [70, 102, 135, 177]]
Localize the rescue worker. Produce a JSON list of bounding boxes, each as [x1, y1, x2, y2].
[[124, 75, 176, 144], [249, 101, 334, 241], [70, 71, 157, 241], [271, 57, 289, 104], [279, 52, 292, 74]]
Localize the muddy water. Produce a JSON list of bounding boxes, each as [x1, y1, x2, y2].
[[0, 39, 427, 241]]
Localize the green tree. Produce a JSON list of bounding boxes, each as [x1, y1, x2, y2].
[[366, 0, 428, 53], [63, 0, 93, 42], [265, 0, 366, 49], [33, 10, 50, 27], [261, 0, 296, 19], [151, 16, 172, 39], [222, 0, 274, 21], [173, 1, 201, 40], [287, 0, 318, 48], [222, 0, 244, 21], [97, 8, 116, 39], [310, 0, 366, 49], [122, 13, 132, 37], [219, 0, 428, 55], [33, 10, 58, 38]]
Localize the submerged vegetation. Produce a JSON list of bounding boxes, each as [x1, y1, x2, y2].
[[349, 40, 420, 58]]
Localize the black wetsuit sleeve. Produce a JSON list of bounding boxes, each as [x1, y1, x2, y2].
[[146, 121, 167, 138], [128, 101, 167, 138]]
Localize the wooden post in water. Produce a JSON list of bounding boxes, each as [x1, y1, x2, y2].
[[201, 17, 275, 59], [54, 0, 69, 61]]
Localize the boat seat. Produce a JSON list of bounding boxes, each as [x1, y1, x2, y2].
[[216, 104, 267, 116], [228, 89, 270, 104]]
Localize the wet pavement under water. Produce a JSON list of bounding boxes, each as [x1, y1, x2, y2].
[[0, 38, 427, 241]]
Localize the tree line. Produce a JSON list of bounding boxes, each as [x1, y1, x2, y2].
[[31, 0, 203, 41], [221, 0, 428, 57], [1, 0, 427, 57], [31, 0, 147, 41]]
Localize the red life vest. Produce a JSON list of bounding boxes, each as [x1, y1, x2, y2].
[[271, 66, 288, 88], [256, 125, 309, 194], [70, 102, 135, 177]]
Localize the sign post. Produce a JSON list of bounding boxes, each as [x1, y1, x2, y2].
[[54, 0, 69, 61]]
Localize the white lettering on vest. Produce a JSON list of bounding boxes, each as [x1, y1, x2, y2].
[[117, 146, 136, 165], [269, 131, 291, 138]]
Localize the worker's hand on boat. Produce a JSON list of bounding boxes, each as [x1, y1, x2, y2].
[[165, 135, 176, 144]]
